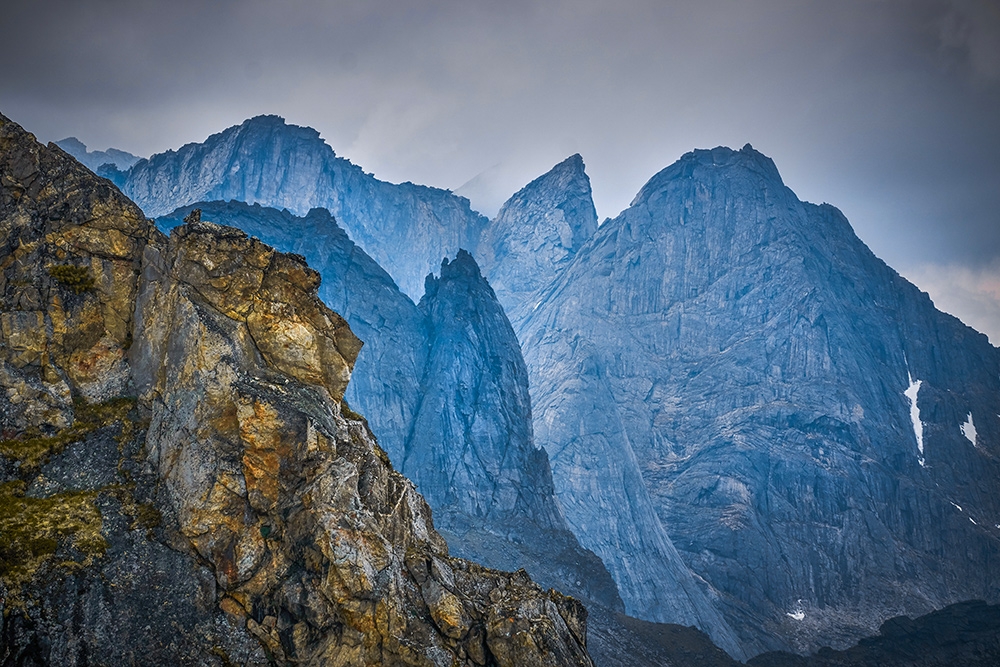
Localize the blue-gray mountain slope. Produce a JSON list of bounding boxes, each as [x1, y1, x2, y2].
[[126, 115, 488, 300], [516, 145, 1000, 657], [476, 153, 598, 325]]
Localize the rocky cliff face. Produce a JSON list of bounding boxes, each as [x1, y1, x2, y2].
[[476, 154, 598, 326], [157, 201, 624, 620], [0, 112, 593, 667], [120, 115, 488, 300], [157, 201, 429, 470], [519, 144, 1000, 657], [407, 250, 563, 529]]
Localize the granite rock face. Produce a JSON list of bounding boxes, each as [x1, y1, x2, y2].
[[519, 144, 1000, 657], [476, 154, 598, 326], [157, 201, 624, 617], [121, 115, 488, 300], [408, 250, 564, 529], [0, 112, 594, 667]]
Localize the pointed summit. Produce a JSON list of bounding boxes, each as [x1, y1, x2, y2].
[[477, 153, 598, 327], [410, 249, 564, 528], [54, 136, 141, 172]]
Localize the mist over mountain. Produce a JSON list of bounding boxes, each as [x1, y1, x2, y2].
[[143, 122, 1000, 661], [11, 108, 1000, 664], [54, 136, 140, 172], [0, 112, 596, 666]]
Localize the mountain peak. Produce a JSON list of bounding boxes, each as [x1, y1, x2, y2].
[[440, 248, 482, 280], [519, 153, 590, 197], [54, 135, 141, 172], [552, 152, 585, 173], [56, 136, 87, 152], [477, 154, 599, 325], [235, 114, 322, 142], [632, 144, 784, 208]]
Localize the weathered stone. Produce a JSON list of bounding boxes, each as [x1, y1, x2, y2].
[[156, 201, 624, 619], [0, 112, 593, 667], [0, 112, 153, 428]]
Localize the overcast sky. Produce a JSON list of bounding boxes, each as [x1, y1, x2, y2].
[[2, 0, 999, 340]]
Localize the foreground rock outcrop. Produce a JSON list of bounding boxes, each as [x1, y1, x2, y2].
[[0, 112, 593, 666], [157, 200, 624, 624]]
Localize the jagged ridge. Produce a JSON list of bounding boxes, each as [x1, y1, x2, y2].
[[120, 115, 488, 300], [0, 111, 593, 666], [518, 143, 1000, 657]]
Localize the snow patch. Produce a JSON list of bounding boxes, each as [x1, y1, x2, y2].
[[904, 372, 925, 466], [961, 412, 977, 446]]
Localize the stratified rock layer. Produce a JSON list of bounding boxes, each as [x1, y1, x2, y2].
[[121, 115, 488, 300], [520, 144, 1000, 657], [0, 112, 593, 667]]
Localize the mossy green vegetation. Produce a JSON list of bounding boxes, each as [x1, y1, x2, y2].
[[340, 399, 365, 422], [134, 502, 162, 531], [0, 480, 107, 596], [0, 396, 135, 468], [47, 263, 96, 294]]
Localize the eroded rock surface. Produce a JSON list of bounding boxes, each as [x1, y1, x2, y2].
[[157, 201, 624, 621], [0, 112, 593, 667]]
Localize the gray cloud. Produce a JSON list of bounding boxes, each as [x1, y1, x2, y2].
[[2, 0, 999, 334], [900, 260, 1000, 344]]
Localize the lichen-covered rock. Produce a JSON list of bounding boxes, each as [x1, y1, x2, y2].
[[131, 219, 592, 665], [0, 112, 593, 667], [0, 114, 154, 432], [156, 201, 625, 618]]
